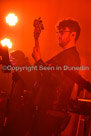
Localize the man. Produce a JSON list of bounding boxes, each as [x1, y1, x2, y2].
[[31, 19, 81, 136], [3, 50, 34, 136]]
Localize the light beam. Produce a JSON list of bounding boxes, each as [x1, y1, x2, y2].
[[1, 38, 12, 49], [6, 13, 18, 26]]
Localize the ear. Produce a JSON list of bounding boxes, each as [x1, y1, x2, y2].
[[71, 32, 76, 38]]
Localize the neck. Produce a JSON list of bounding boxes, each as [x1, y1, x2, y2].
[[63, 40, 76, 50]]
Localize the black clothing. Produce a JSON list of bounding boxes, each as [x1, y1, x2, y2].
[[31, 46, 81, 136], [35, 46, 81, 110]]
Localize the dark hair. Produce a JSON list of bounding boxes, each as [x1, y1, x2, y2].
[[10, 50, 25, 59], [10, 50, 30, 65], [57, 19, 81, 41]]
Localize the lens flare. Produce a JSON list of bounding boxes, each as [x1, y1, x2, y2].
[[1, 38, 12, 49], [6, 13, 18, 26]]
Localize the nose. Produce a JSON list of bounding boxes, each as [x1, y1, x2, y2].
[[56, 32, 62, 39]]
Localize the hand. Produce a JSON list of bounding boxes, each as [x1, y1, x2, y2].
[[32, 47, 41, 62]]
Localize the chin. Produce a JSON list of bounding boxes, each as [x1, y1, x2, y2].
[[59, 43, 64, 48]]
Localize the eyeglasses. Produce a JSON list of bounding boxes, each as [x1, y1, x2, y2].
[[56, 31, 72, 35]]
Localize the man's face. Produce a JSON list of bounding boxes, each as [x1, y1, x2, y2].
[[56, 27, 72, 48], [10, 55, 21, 66], [9, 55, 16, 66]]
